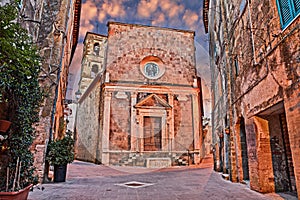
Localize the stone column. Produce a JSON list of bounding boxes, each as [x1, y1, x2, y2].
[[192, 93, 201, 164], [130, 92, 137, 151], [161, 111, 167, 151], [102, 91, 112, 165], [139, 114, 144, 152], [168, 93, 175, 152]]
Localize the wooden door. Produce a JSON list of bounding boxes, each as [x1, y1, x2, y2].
[[144, 116, 162, 151]]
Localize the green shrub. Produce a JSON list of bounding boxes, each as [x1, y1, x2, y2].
[[0, 0, 43, 191], [46, 130, 75, 166]]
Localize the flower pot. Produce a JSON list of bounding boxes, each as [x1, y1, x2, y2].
[[0, 184, 32, 200], [54, 165, 67, 182], [0, 120, 12, 133]]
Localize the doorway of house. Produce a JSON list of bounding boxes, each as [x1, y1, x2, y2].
[[260, 102, 296, 193], [240, 116, 249, 180], [143, 116, 162, 151]]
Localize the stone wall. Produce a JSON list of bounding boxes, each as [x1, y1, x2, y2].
[[76, 23, 202, 167], [109, 92, 131, 150], [76, 80, 101, 163], [106, 22, 196, 86], [207, 0, 300, 196], [173, 96, 194, 151], [15, 0, 80, 181]]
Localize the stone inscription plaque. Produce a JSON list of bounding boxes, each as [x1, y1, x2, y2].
[[146, 158, 171, 168]]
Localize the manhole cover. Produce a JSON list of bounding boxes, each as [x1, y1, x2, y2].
[[115, 181, 154, 188], [125, 183, 144, 187]]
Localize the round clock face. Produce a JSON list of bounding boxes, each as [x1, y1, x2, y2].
[[144, 62, 159, 77]]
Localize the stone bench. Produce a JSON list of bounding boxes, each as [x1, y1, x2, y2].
[[146, 158, 171, 168]]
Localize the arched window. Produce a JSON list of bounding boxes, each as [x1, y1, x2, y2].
[[93, 43, 100, 55], [91, 64, 99, 78]]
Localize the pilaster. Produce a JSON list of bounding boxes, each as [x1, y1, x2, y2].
[[168, 93, 175, 151], [192, 93, 201, 164], [102, 91, 112, 165], [130, 92, 137, 151]]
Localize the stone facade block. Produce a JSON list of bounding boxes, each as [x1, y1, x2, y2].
[[206, 0, 300, 197], [76, 22, 203, 167]]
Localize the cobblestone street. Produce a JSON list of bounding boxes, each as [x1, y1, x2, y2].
[[28, 155, 297, 200]]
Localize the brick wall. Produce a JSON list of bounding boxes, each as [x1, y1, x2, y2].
[[208, 0, 300, 196], [173, 97, 194, 151], [109, 92, 131, 150], [106, 22, 196, 86]]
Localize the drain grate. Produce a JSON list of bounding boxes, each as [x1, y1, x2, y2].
[[115, 181, 154, 189]]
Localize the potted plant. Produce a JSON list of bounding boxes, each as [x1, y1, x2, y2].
[[0, 158, 33, 200], [46, 130, 75, 182], [0, 1, 43, 198]]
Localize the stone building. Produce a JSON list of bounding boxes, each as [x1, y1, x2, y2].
[[76, 22, 204, 167], [0, 0, 81, 181], [204, 0, 300, 197]]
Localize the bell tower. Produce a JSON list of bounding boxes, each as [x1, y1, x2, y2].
[[78, 32, 107, 93]]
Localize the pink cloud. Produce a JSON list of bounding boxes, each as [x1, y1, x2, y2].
[[137, 0, 159, 18], [81, 1, 98, 20], [98, 11, 106, 22], [183, 10, 199, 30], [159, 0, 184, 18], [101, 0, 126, 18], [79, 1, 98, 37], [151, 12, 165, 26], [80, 19, 95, 38]]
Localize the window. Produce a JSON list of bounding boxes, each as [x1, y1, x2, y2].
[[234, 57, 239, 77], [91, 64, 99, 78], [93, 43, 100, 55], [276, 0, 300, 28]]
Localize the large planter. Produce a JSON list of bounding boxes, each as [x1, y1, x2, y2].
[[54, 165, 67, 182], [0, 120, 11, 133], [0, 184, 32, 200]]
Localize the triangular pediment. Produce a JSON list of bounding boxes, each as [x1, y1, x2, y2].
[[134, 94, 171, 109]]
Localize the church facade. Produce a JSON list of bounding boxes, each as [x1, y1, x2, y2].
[[76, 22, 204, 167]]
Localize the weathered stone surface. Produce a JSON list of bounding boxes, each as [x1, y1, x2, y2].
[[76, 22, 203, 167], [207, 0, 300, 197], [17, 0, 80, 182]]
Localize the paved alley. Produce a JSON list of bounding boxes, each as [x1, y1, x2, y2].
[[28, 156, 297, 200]]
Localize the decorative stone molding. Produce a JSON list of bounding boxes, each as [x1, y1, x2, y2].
[[140, 56, 165, 79], [177, 94, 189, 101], [115, 91, 128, 99]]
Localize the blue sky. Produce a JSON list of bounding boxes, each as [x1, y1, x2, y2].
[[79, 0, 208, 48], [68, 0, 211, 115]]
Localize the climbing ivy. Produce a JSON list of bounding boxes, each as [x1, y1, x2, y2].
[[0, 1, 43, 191]]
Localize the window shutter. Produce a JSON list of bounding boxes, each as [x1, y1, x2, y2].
[[277, 0, 293, 26], [292, 0, 300, 13]]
